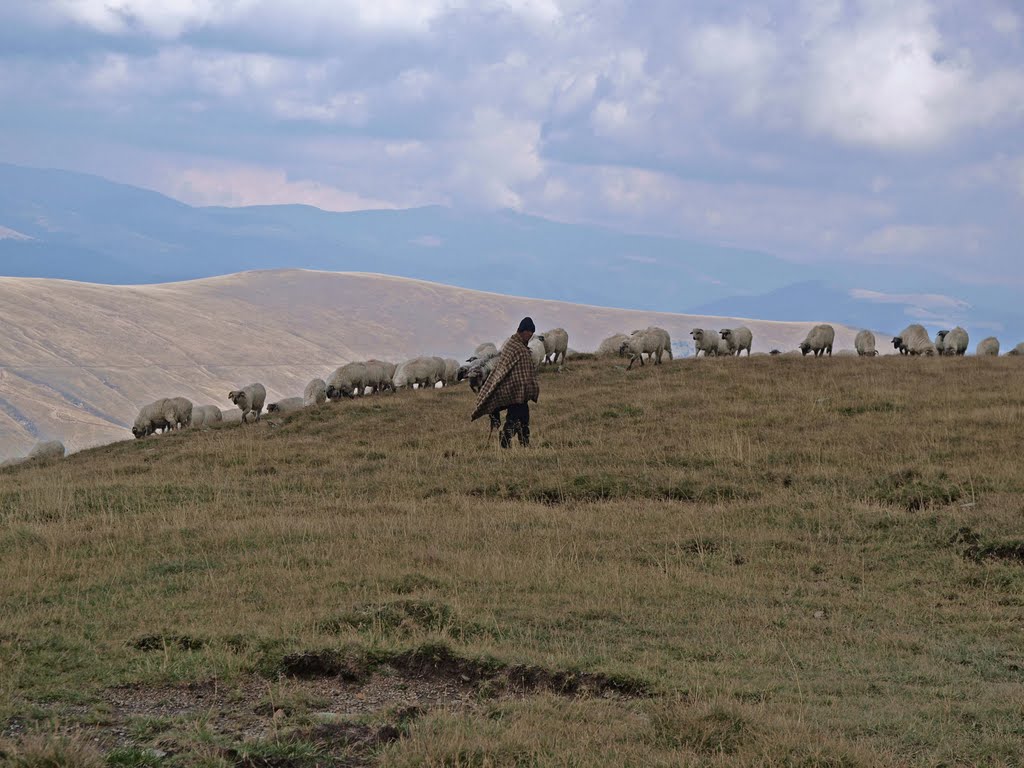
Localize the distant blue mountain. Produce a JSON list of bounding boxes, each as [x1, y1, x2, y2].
[[1, 163, 1020, 341]]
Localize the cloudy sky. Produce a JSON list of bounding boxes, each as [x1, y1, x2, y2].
[[1, 0, 1022, 280]]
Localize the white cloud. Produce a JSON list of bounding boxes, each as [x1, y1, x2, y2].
[[449, 108, 544, 209], [849, 288, 970, 311], [802, 0, 1024, 149], [688, 21, 778, 114], [856, 224, 982, 257], [164, 164, 395, 211], [990, 9, 1020, 35]]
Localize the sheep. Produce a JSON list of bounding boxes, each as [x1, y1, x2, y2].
[[442, 358, 461, 385], [304, 378, 327, 406], [941, 327, 969, 356], [326, 363, 370, 399], [228, 383, 267, 423], [27, 440, 65, 460], [690, 328, 720, 357], [540, 328, 569, 365], [221, 408, 244, 424], [1006, 342, 1024, 356], [190, 404, 223, 428], [365, 360, 397, 394], [469, 342, 498, 361], [976, 337, 1000, 356], [267, 397, 305, 415], [892, 324, 936, 356], [934, 330, 947, 356], [720, 326, 753, 356], [528, 336, 546, 369], [620, 327, 671, 370], [168, 397, 193, 429], [855, 330, 878, 357], [597, 333, 630, 357], [460, 353, 500, 393], [799, 324, 836, 357], [132, 398, 175, 438], [393, 356, 445, 390]]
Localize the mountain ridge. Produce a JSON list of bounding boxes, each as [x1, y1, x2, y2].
[[0, 268, 871, 462]]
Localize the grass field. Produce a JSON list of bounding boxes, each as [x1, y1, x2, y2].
[[1, 355, 1023, 767]]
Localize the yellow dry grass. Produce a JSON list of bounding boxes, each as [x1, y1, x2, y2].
[[1, 355, 1023, 767]]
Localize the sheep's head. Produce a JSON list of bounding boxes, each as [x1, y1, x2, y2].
[[936, 330, 949, 341], [131, 425, 146, 439], [720, 329, 732, 340], [228, 390, 249, 409], [770, 349, 781, 355], [891, 336, 903, 350], [267, 403, 280, 413], [691, 329, 704, 342], [799, 341, 811, 355]]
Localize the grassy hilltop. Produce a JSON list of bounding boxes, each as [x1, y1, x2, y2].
[[1, 356, 1023, 767]]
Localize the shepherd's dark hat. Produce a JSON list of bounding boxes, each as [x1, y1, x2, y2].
[[517, 316, 536, 333]]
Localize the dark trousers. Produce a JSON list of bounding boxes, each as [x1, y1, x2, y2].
[[491, 403, 530, 447]]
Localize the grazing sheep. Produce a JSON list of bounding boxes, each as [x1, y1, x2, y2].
[[228, 383, 267, 423], [132, 398, 175, 438], [469, 342, 498, 361], [28, 440, 65, 460], [528, 336, 546, 369], [221, 408, 244, 424], [597, 333, 630, 357], [442, 358, 461, 385], [191, 404, 223, 428], [892, 324, 936, 356], [326, 363, 371, 399], [304, 378, 327, 406], [620, 327, 671, 370], [690, 329, 720, 357], [1006, 342, 1024, 356], [540, 328, 569, 365], [168, 397, 193, 429], [267, 397, 305, 415], [393, 356, 445, 390], [720, 327, 753, 356], [855, 330, 878, 357], [941, 327, 969, 356], [976, 337, 1000, 356], [800, 324, 836, 357], [934, 330, 947, 356], [365, 360, 397, 394]]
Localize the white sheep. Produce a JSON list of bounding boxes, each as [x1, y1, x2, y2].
[[442, 358, 461, 385], [393, 356, 445, 390], [168, 397, 193, 429], [934, 331, 947, 356], [132, 398, 175, 438], [365, 360, 397, 394], [228, 383, 267, 422], [267, 397, 305, 414], [941, 327, 969, 356], [720, 326, 753, 356], [304, 378, 327, 406], [326, 363, 370, 399], [800, 324, 836, 357], [855, 330, 878, 357], [540, 328, 569, 365], [469, 342, 499, 361], [28, 440, 65, 460], [891, 324, 936, 356], [597, 334, 630, 357], [190, 404, 223, 428], [976, 337, 1000, 356], [690, 328, 719, 357], [528, 336, 546, 369], [621, 327, 671, 370], [1006, 342, 1024, 356]]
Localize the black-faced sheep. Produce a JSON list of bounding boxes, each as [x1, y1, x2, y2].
[[720, 327, 753, 356], [228, 383, 266, 422]]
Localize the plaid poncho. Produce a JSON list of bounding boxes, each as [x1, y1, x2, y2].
[[470, 334, 540, 421]]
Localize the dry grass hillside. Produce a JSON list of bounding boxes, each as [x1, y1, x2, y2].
[[0, 270, 872, 461], [1, 354, 1023, 766]]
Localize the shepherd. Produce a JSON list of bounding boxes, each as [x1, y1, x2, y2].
[[470, 317, 541, 448]]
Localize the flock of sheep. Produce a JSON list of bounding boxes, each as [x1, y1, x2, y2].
[[4, 320, 1022, 464], [127, 327, 573, 438]]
